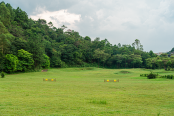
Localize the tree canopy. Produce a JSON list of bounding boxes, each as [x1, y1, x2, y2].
[[0, 1, 173, 73]]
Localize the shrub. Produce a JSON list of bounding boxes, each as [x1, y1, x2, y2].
[[158, 75, 173, 79], [147, 72, 157, 79], [1, 72, 5, 78], [4, 54, 19, 73], [166, 75, 173, 79], [167, 66, 171, 71], [17, 49, 34, 72], [167, 75, 170, 79], [42, 54, 50, 69], [140, 74, 149, 77]]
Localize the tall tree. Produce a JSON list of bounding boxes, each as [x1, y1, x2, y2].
[[93, 48, 104, 68], [161, 53, 169, 70], [0, 2, 11, 27], [27, 34, 44, 69], [14, 7, 28, 29], [146, 58, 152, 69], [0, 21, 14, 54], [17, 49, 34, 71], [156, 56, 162, 69], [4, 54, 18, 73], [101, 52, 110, 68], [170, 56, 174, 70]]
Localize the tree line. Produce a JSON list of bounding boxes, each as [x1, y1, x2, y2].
[[0, 1, 173, 74]]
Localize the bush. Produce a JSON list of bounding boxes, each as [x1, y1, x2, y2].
[[167, 66, 171, 71], [140, 74, 149, 77], [166, 75, 173, 79], [158, 75, 173, 79], [42, 54, 50, 69], [4, 54, 19, 73], [147, 72, 157, 79], [1, 72, 5, 78]]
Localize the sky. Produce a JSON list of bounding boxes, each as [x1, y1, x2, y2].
[[4, 0, 174, 53]]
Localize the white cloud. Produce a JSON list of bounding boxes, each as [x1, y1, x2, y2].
[[30, 7, 81, 30]]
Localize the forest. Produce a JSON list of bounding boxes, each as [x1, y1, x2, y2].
[[0, 1, 174, 74]]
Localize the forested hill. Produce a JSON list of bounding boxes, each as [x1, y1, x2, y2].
[[1, 1, 173, 74]]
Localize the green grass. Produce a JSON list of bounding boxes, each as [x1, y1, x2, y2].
[[0, 68, 174, 116]]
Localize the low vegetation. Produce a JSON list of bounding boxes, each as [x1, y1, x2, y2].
[[140, 71, 174, 79], [0, 68, 174, 115], [1, 71, 5, 78]]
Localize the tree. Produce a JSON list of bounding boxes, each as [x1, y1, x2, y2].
[[170, 56, 174, 70], [116, 54, 123, 69], [149, 50, 157, 57], [141, 52, 151, 68], [130, 54, 136, 68], [51, 50, 64, 68], [166, 60, 172, 71], [10, 37, 27, 55], [123, 54, 127, 68], [0, 21, 14, 54], [37, 19, 47, 25], [134, 54, 143, 68], [134, 39, 140, 50], [6, 3, 15, 22], [111, 54, 123, 69], [0, 20, 14, 74], [93, 49, 104, 68], [42, 54, 50, 69], [132, 39, 143, 51], [17, 49, 34, 72], [84, 36, 91, 42], [0, 52, 3, 72], [92, 37, 100, 49], [118, 43, 121, 48], [48, 21, 53, 28], [14, 7, 28, 29], [151, 57, 157, 69], [146, 58, 152, 68], [101, 52, 110, 68], [27, 34, 44, 69], [0, 2, 11, 27], [156, 56, 162, 69], [161, 53, 169, 70], [4, 54, 18, 73]]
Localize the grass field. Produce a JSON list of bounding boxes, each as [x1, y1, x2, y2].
[[0, 68, 174, 116]]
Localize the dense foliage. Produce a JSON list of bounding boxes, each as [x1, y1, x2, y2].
[[1, 71, 5, 78], [140, 72, 173, 79], [0, 1, 174, 73]]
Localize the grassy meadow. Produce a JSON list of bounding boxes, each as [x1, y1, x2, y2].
[[0, 68, 174, 116]]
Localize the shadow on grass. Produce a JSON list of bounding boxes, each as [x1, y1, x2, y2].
[[119, 71, 131, 74]]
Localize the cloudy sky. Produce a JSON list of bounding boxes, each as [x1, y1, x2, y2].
[[4, 0, 174, 53]]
